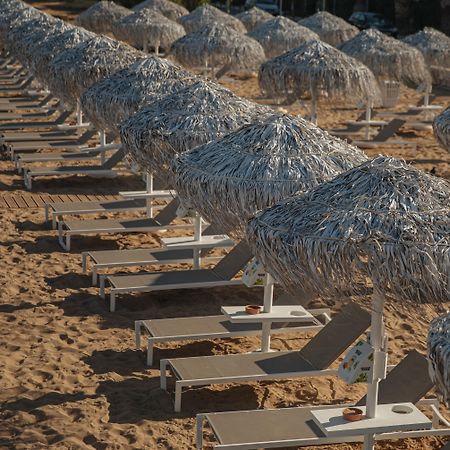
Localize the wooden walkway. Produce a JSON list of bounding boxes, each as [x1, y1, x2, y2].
[[0, 194, 119, 209]]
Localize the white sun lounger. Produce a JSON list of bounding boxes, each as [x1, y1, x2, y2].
[[58, 198, 187, 251], [196, 350, 450, 449], [161, 302, 371, 411], [100, 241, 254, 312], [23, 147, 130, 190], [0, 109, 74, 131], [136, 303, 331, 365]]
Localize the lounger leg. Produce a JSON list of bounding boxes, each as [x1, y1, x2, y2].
[[364, 434, 375, 450], [81, 252, 87, 273], [160, 360, 168, 389], [134, 320, 142, 350], [44, 204, 49, 223], [92, 268, 98, 286], [110, 292, 116, 312], [196, 414, 204, 450], [174, 383, 182, 412], [147, 338, 154, 366]]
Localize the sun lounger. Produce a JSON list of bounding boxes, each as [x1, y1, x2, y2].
[[0, 75, 34, 92], [136, 302, 331, 365], [83, 233, 234, 285], [100, 240, 253, 312], [1, 128, 83, 143], [23, 147, 129, 190], [0, 109, 73, 132], [196, 350, 450, 449], [350, 119, 417, 150], [57, 197, 188, 251], [161, 302, 371, 411], [0, 93, 56, 112]]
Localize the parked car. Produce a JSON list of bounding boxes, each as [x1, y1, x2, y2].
[[245, 0, 279, 15], [348, 12, 398, 37]]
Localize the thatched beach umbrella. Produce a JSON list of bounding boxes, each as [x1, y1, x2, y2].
[[120, 79, 270, 184], [403, 27, 450, 87], [76, 1, 131, 34], [259, 39, 381, 123], [339, 28, 432, 90], [428, 312, 450, 407], [47, 36, 142, 109], [112, 8, 185, 53], [177, 5, 247, 34], [174, 114, 368, 239], [133, 0, 188, 21], [236, 7, 273, 32], [30, 26, 95, 89], [298, 11, 358, 47], [171, 23, 265, 77], [0, 2, 41, 46], [81, 56, 193, 136], [248, 16, 319, 58], [247, 155, 450, 446], [433, 106, 450, 152]]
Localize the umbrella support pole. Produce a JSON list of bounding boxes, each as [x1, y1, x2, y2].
[[146, 173, 154, 218], [100, 130, 107, 164], [143, 41, 148, 53], [261, 272, 274, 352], [193, 214, 202, 270], [365, 99, 372, 141], [76, 101, 83, 127], [310, 82, 318, 125], [364, 288, 388, 450]]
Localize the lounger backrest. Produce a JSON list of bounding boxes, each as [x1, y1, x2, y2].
[[373, 119, 406, 142], [101, 147, 125, 169], [356, 350, 433, 406], [299, 302, 371, 370], [212, 241, 253, 280], [154, 197, 180, 225]]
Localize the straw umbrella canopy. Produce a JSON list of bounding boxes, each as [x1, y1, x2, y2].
[[112, 9, 185, 53], [403, 27, 450, 86], [248, 16, 319, 59], [76, 1, 131, 34], [236, 7, 273, 32], [259, 40, 381, 120], [120, 79, 270, 184], [81, 56, 194, 136], [247, 156, 449, 445], [47, 36, 143, 108], [171, 23, 265, 77], [177, 5, 247, 34], [133, 0, 188, 21], [339, 28, 432, 90], [0, 2, 41, 46], [30, 25, 95, 88], [428, 312, 450, 407], [298, 11, 358, 47], [174, 114, 368, 238], [433, 106, 450, 152]]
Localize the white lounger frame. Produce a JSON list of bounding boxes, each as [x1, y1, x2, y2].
[[196, 399, 450, 449], [136, 308, 331, 366]]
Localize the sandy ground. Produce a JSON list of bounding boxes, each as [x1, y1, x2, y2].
[[0, 2, 449, 449]]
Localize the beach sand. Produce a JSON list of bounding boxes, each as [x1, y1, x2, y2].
[[0, 2, 449, 449]]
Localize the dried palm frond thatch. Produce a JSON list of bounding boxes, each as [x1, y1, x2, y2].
[[236, 7, 273, 32], [31, 26, 95, 87], [248, 16, 319, 58], [0, 2, 41, 45], [171, 23, 265, 77], [174, 114, 368, 237], [339, 28, 432, 89], [120, 79, 270, 183], [177, 4, 246, 34], [81, 56, 194, 135], [428, 312, 450, 407], [298, 11, 358, 47], [76, 1, 131, 34], [433, 106, 450, 152], [47, 36, 143, 108], [133, 0, 188, 21], [259, 40, 381, 107], [403, 27, 450, 86], [112, 9, 185, 53], [247, 155, 450, 303]]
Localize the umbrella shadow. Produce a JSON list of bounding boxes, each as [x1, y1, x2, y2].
[[0, 301, 37, 314], [96, 377, 259, 422], [15, 219, 46, 231], [45, 273, 92, 291]]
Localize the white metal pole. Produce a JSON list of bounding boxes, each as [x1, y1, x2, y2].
[[146, 172, 153, 218], [76, 100, 83, 126], [193, 214, 202, 269], [365, 98, 372, 141], [100, 130, 107, 164], [261, 272, 274, 352], [143, 40, 148, 53]]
